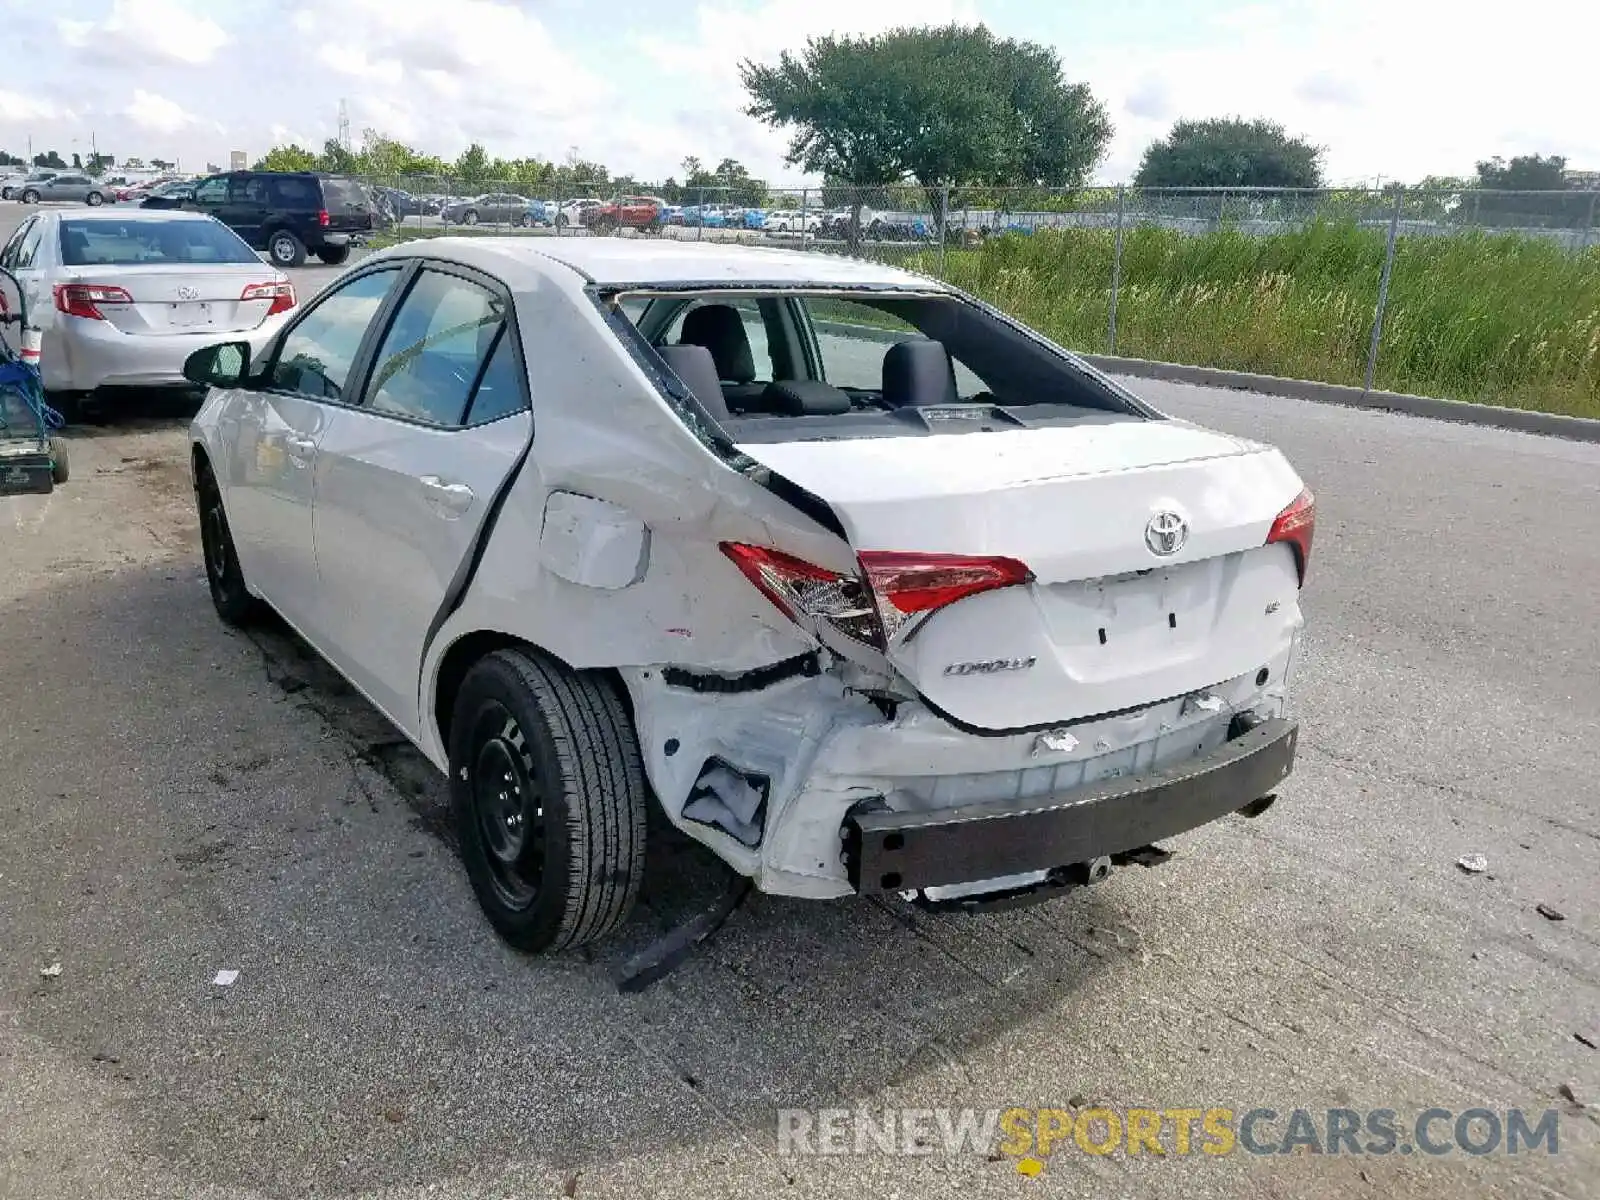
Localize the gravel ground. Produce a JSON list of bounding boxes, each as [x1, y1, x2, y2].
[[1, 229, 1597, 1198]]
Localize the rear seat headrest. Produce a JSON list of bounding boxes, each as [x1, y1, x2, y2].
[[759, 379, 852, 416], [679, 304, 756, 384], [657, 344, 730, 422], [882, 338, 958, 408]]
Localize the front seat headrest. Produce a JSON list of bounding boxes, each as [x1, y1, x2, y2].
[[882, 339, 959, 408], [679, 304, 756, 384], [658, 343, 730, 422]]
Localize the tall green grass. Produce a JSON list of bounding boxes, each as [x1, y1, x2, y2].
[[893, 223, 1600, 419]]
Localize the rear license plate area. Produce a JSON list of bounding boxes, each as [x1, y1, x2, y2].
[[170, 302, 211, 329]]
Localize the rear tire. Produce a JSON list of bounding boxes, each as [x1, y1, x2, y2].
[[48, 437, 69, 484], [449, 648, 648, 954], [195, 462, 260, 627], [86, 191, 104, 206], [462, 209, 479, 226], [267, 230, 306, 268], [21, 189, 38, 204], [315, 244, 350, 265]]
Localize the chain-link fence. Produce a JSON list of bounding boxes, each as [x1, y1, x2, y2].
[[355, 178, 1600, 412]]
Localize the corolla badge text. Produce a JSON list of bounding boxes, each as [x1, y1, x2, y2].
[[943, 656, 1038, 676]]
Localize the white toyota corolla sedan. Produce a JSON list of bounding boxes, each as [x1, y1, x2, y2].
[[0, 208, 295, 417], [184, 237, 1311, 956]]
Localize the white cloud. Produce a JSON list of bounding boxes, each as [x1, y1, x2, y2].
[[59, 0, 229, 66], [125, 90, 197, 135], [0, 90, 67, 124]]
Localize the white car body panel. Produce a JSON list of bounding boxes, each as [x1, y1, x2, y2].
[[192, 236, 1309, 902]]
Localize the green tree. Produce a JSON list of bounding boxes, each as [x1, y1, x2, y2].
[[33, 150, 67, 169], [86, 152, 114, 175], [1471, 154, 1587, 227], [253, 143, 319, 171], [455, 142, 490, 186], [0, 150, 23, 167], [1134, 118, 1324, 190], [742, 23, 1110, 235]]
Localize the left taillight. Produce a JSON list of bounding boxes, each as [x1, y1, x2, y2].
[[54, 283, 133, 320], [719, 543, 1033, 649], [1266, 487, 1315, 587], [241, 280, 296, 316]]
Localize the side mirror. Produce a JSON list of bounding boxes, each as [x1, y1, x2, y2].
[[183, 341, 250, 388]]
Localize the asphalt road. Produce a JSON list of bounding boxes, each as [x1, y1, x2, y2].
[[1, 204, 1598, 1199]]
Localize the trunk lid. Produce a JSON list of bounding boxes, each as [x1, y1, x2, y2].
[[739, 420, 1307, 730], [65, 266, 282, 336]]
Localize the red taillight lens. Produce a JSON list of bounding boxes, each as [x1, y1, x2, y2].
[[54, 283, 133, 320], [241, 280, 296, 315], [317, 209, 330, 227], [719, 543, 1034, 649], [859, 550, 1033, 638], [1266, 487, 1315, 586], [720, 543, 883, 647]]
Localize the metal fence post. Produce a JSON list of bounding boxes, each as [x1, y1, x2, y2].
[[1107, 185, 1127, 354], [1582, 189, 1598, 252], [697, 187, 704, 242], [937, 182, 949, 276], [1364, 187, 1404, 392]]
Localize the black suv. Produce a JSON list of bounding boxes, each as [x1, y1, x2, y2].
[[142, 171, 376, 267]]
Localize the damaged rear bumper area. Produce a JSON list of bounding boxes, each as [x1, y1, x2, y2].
[[844, 718, 1298, 896]]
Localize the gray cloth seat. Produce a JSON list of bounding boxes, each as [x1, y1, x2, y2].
[[678, 304, 767, 410], [882, 338, 959, 408], [657, 344, 730, 422]]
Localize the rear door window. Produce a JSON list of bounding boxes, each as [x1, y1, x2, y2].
[[362, 268, 506, 426]]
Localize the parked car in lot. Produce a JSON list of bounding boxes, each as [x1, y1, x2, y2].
[[3, 170, 58, 201], [160, 171, 376, 267], [182, 236, 1311, 954], [0, 209, 294, 418], [552, 198, 602, 228], [439, 193, 535, 226], [765, 209, 822, 235], [582, 195, 664, 233], [137, 179, 197, 208], [17, 173, 113, 206]]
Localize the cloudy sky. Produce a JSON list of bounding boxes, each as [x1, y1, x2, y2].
[[1, 0, 1595, 184]]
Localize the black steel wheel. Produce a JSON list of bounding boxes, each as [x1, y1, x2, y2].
[[449, 648, 647, 953], [195, 462, 259, 626]]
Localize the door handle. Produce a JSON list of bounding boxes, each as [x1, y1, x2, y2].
[[420, 475, 475, 516], [283, 434, 316, 465]]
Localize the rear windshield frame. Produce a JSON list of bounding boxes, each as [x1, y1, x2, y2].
[[592, 280, 1162, 435]]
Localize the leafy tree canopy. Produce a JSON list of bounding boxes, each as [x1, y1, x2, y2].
[[740, 23, 1111, 193], [1134, 118, 1324, 190]]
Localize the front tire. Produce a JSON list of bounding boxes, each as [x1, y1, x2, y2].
[[86, 191, 104, 206], [449, 648, 647, 954], [315, 244, 350, 265], [195, 462, 260, 626], [268, 230, 307, 267], [21, 189, 38, 204], [462, 209, 479, 226]]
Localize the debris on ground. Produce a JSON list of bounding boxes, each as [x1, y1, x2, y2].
[[1536, 902, 1566, 921], [1575, 1033, 1596, 1050], [39, 962, 62, 978], [1456, 854, 1488, 874], [212, 969, 240, 986], [563, 1173, 580, 1198]]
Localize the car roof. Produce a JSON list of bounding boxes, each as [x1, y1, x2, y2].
[[46, 207, 224, 223], [395, 237, 950, 289]]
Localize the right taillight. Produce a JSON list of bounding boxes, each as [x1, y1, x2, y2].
[[241, 280, 296, 316], [1266, 487, 1315, 586]]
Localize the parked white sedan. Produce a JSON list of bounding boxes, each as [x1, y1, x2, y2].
[[185, 237, 1311, 955], [0, 208, 295, 416]]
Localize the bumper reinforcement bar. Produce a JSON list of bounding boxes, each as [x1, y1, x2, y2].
[[844, 717, 1298, 895]]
